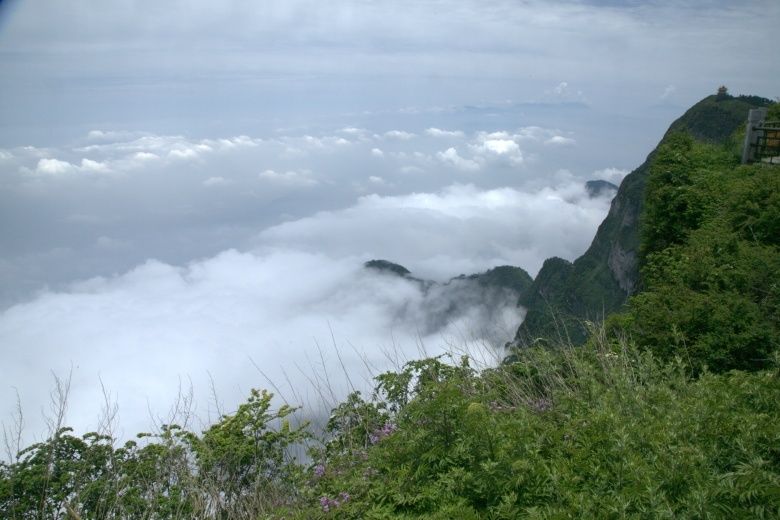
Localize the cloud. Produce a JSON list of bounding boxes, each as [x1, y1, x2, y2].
[[340, 127, 371, 141], [0, 177, 613, 443], [35, 158, 73, 175], [471, 138, 522, 164], [0, 248, 520, 443], [0, 122, 588, 315], [477, 139, 520, 155], [256, 182, 611, 281], [132, 152, 159, 162], [305, 135, 350, 148], [426, 128, 464, 138], [436, 148, 481, 171], [592, 167, 630, 185], [660, 84, 676, 100], [0, 0, 776, 158], [553, 81, 569, 95], [76, 134, 260, 165], [370, 148, 384, 158], [203, 176, 233, 187], [0, 121, 618, 445], [31, 157, 112, 176], [546, 81, 584, 102], [545, 135, 576, 146], [168, 148, 200, 160], [86, 130, 147, 142], [384, 130, 416, 140], [469, 132, 528, 166], [79, 158, 111, 172], [400, 165, 425, 174], [259, 169, 318, 186]]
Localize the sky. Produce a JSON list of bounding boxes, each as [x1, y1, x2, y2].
[[0, 0, 777, 445]]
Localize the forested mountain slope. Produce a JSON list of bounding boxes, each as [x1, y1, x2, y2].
[[513, 93, 774, 346]]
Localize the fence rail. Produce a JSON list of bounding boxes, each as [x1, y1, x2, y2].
[[742, 108, 780, 165]]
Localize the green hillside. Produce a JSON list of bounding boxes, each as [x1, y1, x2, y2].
[[513, 93, 775, 346], [610, 128, 780, 373]]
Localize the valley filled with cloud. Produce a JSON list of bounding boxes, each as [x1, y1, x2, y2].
[[0, 123, 617, 440]]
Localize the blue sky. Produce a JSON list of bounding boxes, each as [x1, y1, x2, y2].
[[0, 0, 777, 442]]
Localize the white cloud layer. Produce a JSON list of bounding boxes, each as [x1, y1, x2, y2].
[[0, 247, 522, 445], [257, 183, 611, 280], [0, 161, 614, 443], [592, 167, 630, 185]]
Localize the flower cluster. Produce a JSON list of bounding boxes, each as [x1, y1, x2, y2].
[[319, 492, 350, 512], [313, 464, 326, 478], [528, 397, 553, 413], [368, 422, 397, 445]]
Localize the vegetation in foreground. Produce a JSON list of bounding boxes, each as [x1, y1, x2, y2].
[[2, 338, 779, 519]]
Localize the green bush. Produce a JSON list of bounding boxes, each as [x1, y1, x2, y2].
[[293, 342, 780, 518], [619, 134, 780, 373]]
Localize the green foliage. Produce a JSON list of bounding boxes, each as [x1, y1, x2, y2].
[[665, 94, 772, 143], [515, 93, 773, 348], [4, 347, 780, 518], [196, 389, 307, 493], [463, 265, 534, 296], [617, 135, 780, 372], [640, 132, 729, 258], [0, 428, 124, 519], [768, 101, 780, 121], [323, 391, 388, 456], [292, 344, 780, 518], [0, 389, 308, 519]]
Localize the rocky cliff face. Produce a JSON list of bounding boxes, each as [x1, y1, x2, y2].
[[512, 93, 773, 347]]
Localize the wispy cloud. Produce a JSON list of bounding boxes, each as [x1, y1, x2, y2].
[[426, 128, 464, 138], [437, 147, 481, 171]]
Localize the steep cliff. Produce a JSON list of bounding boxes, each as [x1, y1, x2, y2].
[[513, 93, 773, 346]]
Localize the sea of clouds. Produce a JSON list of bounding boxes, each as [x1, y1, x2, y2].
[[0, 124, 623, 446]]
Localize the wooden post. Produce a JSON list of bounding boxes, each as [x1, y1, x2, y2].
[[742, 108, 768, 164]]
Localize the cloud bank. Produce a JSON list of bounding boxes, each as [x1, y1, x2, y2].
[[0, 247, 521, 445], [0, 131, 615, 442]]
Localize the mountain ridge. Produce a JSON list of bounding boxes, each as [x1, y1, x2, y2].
[[511, 92, 775, 347]]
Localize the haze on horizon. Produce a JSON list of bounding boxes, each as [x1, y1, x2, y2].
[[0, 0, 777, 443]]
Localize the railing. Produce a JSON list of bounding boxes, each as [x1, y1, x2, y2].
[[751, 123, 780, 165], [742, 108, 780, 165]]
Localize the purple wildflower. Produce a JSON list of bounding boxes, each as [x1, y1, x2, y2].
[[530, 397, 553, 413], [319, 493, 350, 512], [369, 422, 397, 444], [313, 464, 326, 478]]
